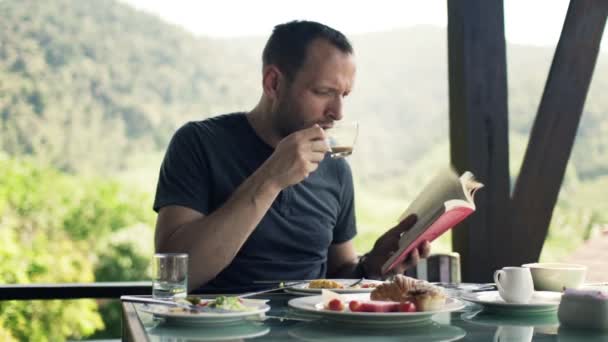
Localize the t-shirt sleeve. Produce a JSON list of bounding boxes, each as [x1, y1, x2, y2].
[[332, 160, 357, 244], [153, 122, 211, 215]]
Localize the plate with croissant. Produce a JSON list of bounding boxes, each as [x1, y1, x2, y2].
[[288, 275, 465, 325], [284, 279, 384, 295]]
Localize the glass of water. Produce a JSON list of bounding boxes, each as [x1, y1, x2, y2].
[[152, 253, 188, 299]]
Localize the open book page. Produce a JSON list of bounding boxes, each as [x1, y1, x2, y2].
[[382, 168, 483, 274], [397, 168, 470, 223]]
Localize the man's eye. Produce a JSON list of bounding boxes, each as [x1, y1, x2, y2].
[[314, 89, 332, 96]]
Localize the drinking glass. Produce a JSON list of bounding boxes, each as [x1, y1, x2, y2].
[[152, 253, 188, 299], [325, 122, 359, 158]]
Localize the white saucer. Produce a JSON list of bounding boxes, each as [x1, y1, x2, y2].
[[461, 291, 562, 315]]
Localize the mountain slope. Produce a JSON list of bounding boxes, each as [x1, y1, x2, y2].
[[1, 0, 606, 182], [0, 0, 258, 173]]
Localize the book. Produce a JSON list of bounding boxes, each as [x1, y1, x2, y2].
[[381, 167, 484, 274]]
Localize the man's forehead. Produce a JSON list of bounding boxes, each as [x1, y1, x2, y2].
[[303, 38, 353, 65], [295, 39, 356, 83]]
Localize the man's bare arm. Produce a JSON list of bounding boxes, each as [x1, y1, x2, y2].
[[155, 125, 329, 290], [155, 168, 281, 291], [326, 240, 360, 278]]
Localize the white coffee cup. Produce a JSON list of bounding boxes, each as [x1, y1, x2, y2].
[[493, 266, 534, 304], [493, 326, 534, 342]]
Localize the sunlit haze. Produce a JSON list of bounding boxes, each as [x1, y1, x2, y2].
[[121, 0, 606, 51]]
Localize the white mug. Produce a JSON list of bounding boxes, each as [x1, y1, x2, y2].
[[493, 326, 534, 342], [493, 266, 534, 304]]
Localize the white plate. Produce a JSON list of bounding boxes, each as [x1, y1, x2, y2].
[[288, 293, 465, 326], [461, 291, 562, 314], [461, 310, 559, 328], [140, 299, 270, 325], [147, 320, 270, 340], [288, 319, 467, 342], [286, 279, 384, 295]]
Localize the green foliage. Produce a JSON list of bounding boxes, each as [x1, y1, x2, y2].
[[0, 203, 103, 340], [94, 225, 153, 281], [91, 225, 154, 339], [62, 181, 153, 240], [0, 318, 18, 342], [0, 155, 154, 340]]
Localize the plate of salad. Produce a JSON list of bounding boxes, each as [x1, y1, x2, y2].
[[141, 296, 270, 325]]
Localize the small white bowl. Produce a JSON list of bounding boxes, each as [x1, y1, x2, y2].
[[522, 263, 587, 292]]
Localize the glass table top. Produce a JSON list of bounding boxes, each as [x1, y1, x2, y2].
[[124, 286, 608, 342]]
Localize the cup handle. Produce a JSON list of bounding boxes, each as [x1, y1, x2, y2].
[[493, 326, 503, 342], [493, 270, 506, 293]]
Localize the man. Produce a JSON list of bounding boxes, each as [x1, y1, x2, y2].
[[153, 20, 431, 292]]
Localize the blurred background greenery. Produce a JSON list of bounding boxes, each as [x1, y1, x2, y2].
[[0, 0, 606, 340]]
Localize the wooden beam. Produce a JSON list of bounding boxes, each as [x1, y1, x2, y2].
[[510, 0, 608, 265], [447, 0, 511, 282]]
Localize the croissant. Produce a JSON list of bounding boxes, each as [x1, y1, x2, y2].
[[370, 275, 422, 301]]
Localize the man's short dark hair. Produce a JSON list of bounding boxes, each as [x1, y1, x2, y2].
[[262, 20, 353, 79]]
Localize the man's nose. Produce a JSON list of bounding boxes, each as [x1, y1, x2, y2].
[[327, 96, 343, 121]]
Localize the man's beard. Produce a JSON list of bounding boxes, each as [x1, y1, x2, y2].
[[273, 98, 306, 138]]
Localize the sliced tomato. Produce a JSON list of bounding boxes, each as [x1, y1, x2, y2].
[[349, 300, 362, 312], [327, 298, 344, 311]]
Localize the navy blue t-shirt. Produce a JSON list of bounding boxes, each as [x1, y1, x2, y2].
[[153, 113, 357, 291]]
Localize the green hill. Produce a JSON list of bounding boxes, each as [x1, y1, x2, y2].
[[0, 0, 258, 173], [1, 0, 607, 182]]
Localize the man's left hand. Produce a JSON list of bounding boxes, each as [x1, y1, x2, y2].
[[362, 214, 431, 279]]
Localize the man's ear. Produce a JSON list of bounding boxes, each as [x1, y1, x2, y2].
[[262, 65, 284, 100]]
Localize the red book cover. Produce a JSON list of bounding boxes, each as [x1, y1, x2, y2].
[[381, 168, 483, 274]]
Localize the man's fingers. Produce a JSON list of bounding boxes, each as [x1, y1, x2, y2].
[[301, 124, 326, 140], [391, 265, 407, 276], [310, 140, 330, 153], [305, 160, 320, 174], [385, 214, 418, 237], [407, 247, 420, 266], [309, 151, 327, 163], [399, 214, 418, 228], [420, 241, 431, 258]]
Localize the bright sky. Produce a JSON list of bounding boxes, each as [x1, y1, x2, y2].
[[121, 0, 606, 51]]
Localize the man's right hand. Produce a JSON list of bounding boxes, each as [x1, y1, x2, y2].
[[261, 124, 330, 189]]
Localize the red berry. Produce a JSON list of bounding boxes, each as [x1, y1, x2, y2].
[[328, 298, 344, 311], [349, 300, 362, 312], [398, 301, 417, 312]]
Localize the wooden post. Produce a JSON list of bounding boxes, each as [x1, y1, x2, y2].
[[447, 0, 511, 282], [509, 0, 608, 265]]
